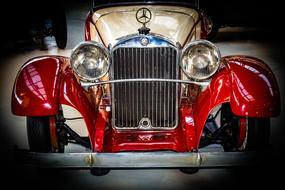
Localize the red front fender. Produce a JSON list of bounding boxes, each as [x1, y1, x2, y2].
[[11, 56, 97, 149], [12, 56, 65, 116], [225, 56, 280, 117], [194, 56, 280, 146]]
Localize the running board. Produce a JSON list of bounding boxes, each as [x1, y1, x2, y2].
[[15, 150, 264, 169]]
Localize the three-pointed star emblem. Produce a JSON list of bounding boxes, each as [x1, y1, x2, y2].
[[136, 7, 152, 25]]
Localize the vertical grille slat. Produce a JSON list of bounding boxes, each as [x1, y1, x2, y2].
[[166, 47, 170, 127], [131, 48, 135, 127], [135, 48, 138, 127], [112, 46, 177, 129], [171, 48, 176, 124], [155, 48, 159, 127]]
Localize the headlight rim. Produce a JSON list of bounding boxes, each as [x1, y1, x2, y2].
[[181, 40, 221, 81], [70, 41, 110, 82]]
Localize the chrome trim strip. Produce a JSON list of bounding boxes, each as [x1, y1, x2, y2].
[[81, 78, 210, 87]]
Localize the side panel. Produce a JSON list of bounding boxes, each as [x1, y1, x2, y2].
[[12, 56, 64, 116]]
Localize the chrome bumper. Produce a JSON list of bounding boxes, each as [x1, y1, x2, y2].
[[15, 150, 262, 169]]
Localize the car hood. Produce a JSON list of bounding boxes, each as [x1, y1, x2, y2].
[[91, 5, 200, 46]]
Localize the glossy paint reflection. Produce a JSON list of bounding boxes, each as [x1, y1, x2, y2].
[[226, 56, 280, 117], [23, 64, 47, 101], [12, 57, 61, 116]]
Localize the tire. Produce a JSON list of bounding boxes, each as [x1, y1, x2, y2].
[[221, 104, 270, 151], [27, 117, 52, 152], [180, 168, 199, 174], [245, 118, 270, 150], [52, 9, 67, 49], [90, 169, 110, 176]]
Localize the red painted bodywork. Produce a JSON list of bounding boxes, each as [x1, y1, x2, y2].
[[225, 56, 280, 117], [12, 55, 280, 152], [85, 12, 92, 41], [12, 57, 62, 116]]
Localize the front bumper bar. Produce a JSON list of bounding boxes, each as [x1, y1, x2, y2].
[[15, 150, 262, 169]]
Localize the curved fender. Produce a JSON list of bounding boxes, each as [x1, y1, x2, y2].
[[194, 66, 231, 148], [225, 56, 280, 117], [194, 56, 280, 147], [12, 56, 66, 116], [59, 70, 97, 149], [12, 56, 98, 149]]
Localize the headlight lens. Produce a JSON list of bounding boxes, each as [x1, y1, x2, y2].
[[181, 40, 221, 80], [71, 41, 110, 81]]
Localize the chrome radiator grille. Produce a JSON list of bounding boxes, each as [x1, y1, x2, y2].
[[112, 47, 178, 129]]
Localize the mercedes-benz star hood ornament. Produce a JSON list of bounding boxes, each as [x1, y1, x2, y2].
[[136, 7, 152, 34]]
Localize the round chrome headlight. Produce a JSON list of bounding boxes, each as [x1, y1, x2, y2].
[[181, 40, 221, 80], [70, 41, 110, 81]]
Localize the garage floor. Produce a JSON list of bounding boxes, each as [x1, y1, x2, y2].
[[0, 1, 284, 190]]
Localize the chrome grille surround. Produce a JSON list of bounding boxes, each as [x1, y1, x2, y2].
[[110, 34, 179, 130]]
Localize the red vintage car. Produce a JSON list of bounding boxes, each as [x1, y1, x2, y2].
[[12, 0, 280, 175]]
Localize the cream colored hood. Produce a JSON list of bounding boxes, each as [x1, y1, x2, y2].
[[91, 5, 200, 46]]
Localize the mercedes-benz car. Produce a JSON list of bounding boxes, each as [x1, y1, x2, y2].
[[12, 0, 280, 175]]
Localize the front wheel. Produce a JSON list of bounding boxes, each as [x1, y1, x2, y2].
[[27, 116, 64, 152], [221, 104, 270, 151]]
